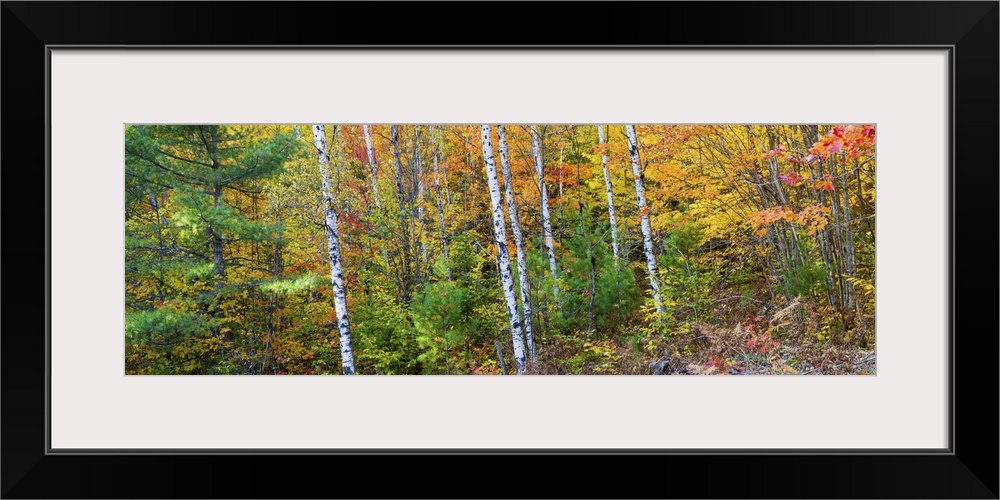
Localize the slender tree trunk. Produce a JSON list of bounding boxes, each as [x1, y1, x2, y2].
[[625, 125, 664, 316], [531, 125, 560, 306], [390, 125, 414, 302], [841, 157, 857, 321], [587, 244, 597, 335], [146, 187, 168, 305], [597, 125, 620, 263], [362, 125, 381, 210], [312, 124, 355, 375], [481, 125, 527, 374], [414, 126, 428, 274], [432, 126, 451, 280], [261, 234, 283, 375], [495, 340, 507, 375], [497, 125, 535, 365], [800, 125, 838, 310], [391, 125, 406, 201], [572, 131, 597, 337], [200, 127, 226, 350], [765, 129, 802, 270], [815, 154, 843, 312], [825, 156, 848, 320], [558, 141, 564, 227], [210, 189, 224, 288], [437, 126, 451, 205], [147, 188, 169, 228], [364, 125, 390, 267]]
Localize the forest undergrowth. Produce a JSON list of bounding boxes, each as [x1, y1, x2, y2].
[[125, 124, 875, 375]]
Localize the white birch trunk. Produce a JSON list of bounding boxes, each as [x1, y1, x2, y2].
[[436, 125, 451, 204], [390, 125, 405, 202], [625, 125, 664, 316], [432, 126, 451, 280], [497, 125, 535, 365], [597, 125, 620, 262], [312, 125, 356, 375], [414, 126, 427, 265], [481, 125, 527, 374], [531, 125, 560, 306], [362, 125, 381, 210]]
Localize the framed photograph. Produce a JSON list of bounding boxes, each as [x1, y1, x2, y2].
[[3, 2, 996, 498]]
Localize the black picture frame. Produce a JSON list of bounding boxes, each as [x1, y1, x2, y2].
[[2, 2, 996, 498]]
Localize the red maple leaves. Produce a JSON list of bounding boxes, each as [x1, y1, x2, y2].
[[808, 125, 875, 159], [778, 171, 804, 185]]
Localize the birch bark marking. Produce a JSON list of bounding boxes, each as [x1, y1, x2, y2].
[[625, 125, 664, 316], [481, 125, 527, 374], [390, 125, 406, 202], [531, 125, 560, 306], [312, 125, 356, 375], [362, 125, 381, 210], [597, 125, 620, 263], [497, 125, 535, 364], [432, 126, 451, 281], [414, 126, 428, 267], [436, 125, 451, 204]]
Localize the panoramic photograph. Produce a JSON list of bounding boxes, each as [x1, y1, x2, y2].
[[125, 124, 875, 375]]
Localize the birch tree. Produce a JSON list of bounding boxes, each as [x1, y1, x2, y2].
[[625, 125, 664, 316], [481, 125, 527, 374], [362, 125, 381, 210], [597, 125, 620, 262], [312, 124, 356, 375], [531, 125, 560, 306], [497, 125, 535, 364], [390, 125, 406, 201], [436, 125, 451, 204], [432, 125, 450, 280], [413, 126, 428, 269]]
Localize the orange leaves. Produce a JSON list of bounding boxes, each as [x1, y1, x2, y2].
[[761, 144, 787, 161], [657, 125, 698, 147], [810, 134, 844, 156], [340, 210, 364, 233], [751, 206, 795, 233], [769, 126, 873, 173], [814, 179, 835, 191], [591, 141, 613, 157], [808, 125, 874, 160], [834, 124, 875, 159], [774, 170, 833, 190], [796, 205, 831, 235], [751, 204, 831, 236]]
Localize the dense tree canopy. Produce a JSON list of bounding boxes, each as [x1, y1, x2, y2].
[[125, 124, 875, 375]]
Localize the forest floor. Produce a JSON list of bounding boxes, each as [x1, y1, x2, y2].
[[521, 298, 876, 375]]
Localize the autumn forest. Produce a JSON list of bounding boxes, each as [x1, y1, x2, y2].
[[125, 124, 875, 375]]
